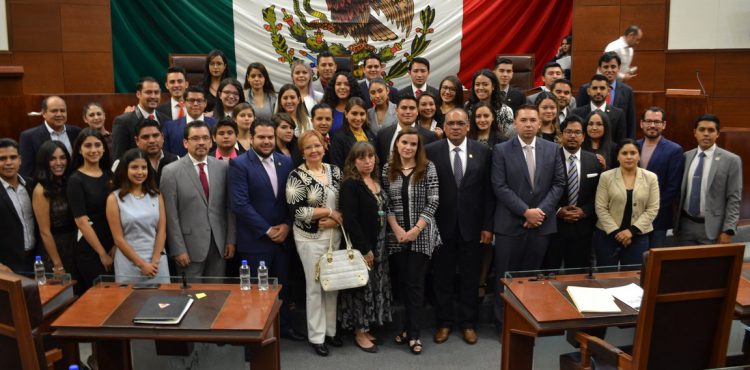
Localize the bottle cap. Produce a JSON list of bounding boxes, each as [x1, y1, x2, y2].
[[241, 260, 247, 265], [260, 261, 266, 267], [69, 366, 80, 370], [35, 255, 42, 261]]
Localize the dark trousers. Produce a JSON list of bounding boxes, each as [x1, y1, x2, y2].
[[432, 227, 482, 329], [593, 229, 649, 266], [393, 250, 430, 339], [236, 247, 291, 331], [493, 231, 550, 324], [76, 242, 107, 294], [542, 222, 594, 270]]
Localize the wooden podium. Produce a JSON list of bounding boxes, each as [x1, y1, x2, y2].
[[664, 88, 708, 150]]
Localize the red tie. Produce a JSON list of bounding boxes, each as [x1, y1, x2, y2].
[[198, 163, 209, 200], [415, 88, 422, 98], [177, 101, 185, 119], [148, 113, 155, 121]]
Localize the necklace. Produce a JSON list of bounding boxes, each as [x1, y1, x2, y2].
[[132, 192, 146, 200]]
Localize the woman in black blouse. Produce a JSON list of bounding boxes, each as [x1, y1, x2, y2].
[[329, 97, 376, 168], [382, 127, 440, 355], [583, 110, 617, 170], [468, 101, 505, 149], [338, 142, 392, 353], [67, 128, 113, 292]]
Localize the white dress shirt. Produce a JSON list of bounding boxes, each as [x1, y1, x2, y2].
[[605, 36, 634, 80], [1, 175, 35, 251], [448, 137, 468, 176], [44, 121, 72, 155]]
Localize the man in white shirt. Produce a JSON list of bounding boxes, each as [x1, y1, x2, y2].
[[605, 25, 643, 81]]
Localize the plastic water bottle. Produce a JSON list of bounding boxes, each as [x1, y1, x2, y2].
[[258, 261, 269, 291], [34, 256, 46, 285], [239, 260, 251, 291]]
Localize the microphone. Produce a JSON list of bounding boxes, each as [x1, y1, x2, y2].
[[696, 69, 707, 96]]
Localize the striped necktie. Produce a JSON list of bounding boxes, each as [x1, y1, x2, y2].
[[567, 155, 578, 206]]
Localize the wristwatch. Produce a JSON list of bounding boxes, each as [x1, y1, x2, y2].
[[724, 229, 735, 236]]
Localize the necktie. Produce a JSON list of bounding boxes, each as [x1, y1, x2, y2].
[[263, 157, 278, 197], [609, 84, 615, 105], [453, 147, 463, 187], [415, 88, 422, 98], [147, 113, 155, 121], [567, 155, 579, 206], [177, 101, 185, 119], [688, 152, 706, 217], [524, 145, 535, 190], [198, 163, 209, 200], [499, 90, 507, 103]]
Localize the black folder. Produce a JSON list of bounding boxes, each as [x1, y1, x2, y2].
[[133, 295, 194, 325]]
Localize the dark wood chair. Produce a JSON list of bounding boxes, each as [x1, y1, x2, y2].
[[497, 54, 535, 91], [169, 53, 207, 87], [0, 271, 62, 370], [564, 243, 744, 370]]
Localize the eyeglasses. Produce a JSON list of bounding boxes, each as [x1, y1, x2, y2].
[[221, 91, 240, 97], [186, 98, 206, 104], [440, 86, 456, 92], [188, 136, 212, 142], [642, 120, 663, 126], [562, 129, 583, 136]]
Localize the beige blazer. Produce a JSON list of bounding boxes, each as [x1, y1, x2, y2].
[[595, 167, 660, 235]]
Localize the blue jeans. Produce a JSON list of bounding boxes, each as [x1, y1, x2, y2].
[[593, 229, 650, 266]]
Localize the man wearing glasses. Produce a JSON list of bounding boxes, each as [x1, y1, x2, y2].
[[163, 85, 217, 157], [637, 107, 684, 247]]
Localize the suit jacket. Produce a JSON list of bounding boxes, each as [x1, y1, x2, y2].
[[111, 108, 170, 160], [156, 102, 173, 121], [491, 137, 566, 236], [375, 124, 437, 165], [595, 167, 660, 235], [339, 179, 382, 255], [0, 176, 36, 271], [162, 116, 217, 157], [426, 139, 494, 242], [675, 146, 742, 239], [161, 156, 236, 262], [576, 82, 636, 138], [19, 124, 81, 177], [329, 127, 376, 168], [503, 88, 526, 113], [572, 103, 627, 144], [556, 148, 603, 237], [637, 137, 684, 230], [398, 84, 440, 101], [359, 80, 399, 107], [527, 87, 577, 110], [228, 151, 294, 254]]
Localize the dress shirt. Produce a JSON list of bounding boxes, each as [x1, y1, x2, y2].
[[389, 123, 417, 156], [563, 147, 582, 191], [171, 97, 187, 120], [411, 83, 425, 96], [448, 137, 468, 176], [684, 144, 716, 217], [558, 107, 569, 125], [518, 135, 537, 161], [605, 36, 634, 80], [137, 105, 159, 123], [590, 101, 608, 112], [187, 153, 209, 183], [44, 121, 73, 155], [186, 114, 205, 124], [1, 175, 35, 251]]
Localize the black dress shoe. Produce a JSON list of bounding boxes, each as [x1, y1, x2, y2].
[[311, 342, 329, 356], [325, 335, 344, 347], [281, 328, 306, 341], [355, 338, 379, 353]]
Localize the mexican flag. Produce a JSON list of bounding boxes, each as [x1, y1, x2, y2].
[[112, 0, 571, 92]]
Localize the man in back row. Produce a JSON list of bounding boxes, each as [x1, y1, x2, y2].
[[112, 76, 170, 160], [19, 96, 81, 177], [398, 57, 439, 99]]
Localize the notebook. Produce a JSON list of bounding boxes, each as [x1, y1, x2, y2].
[[133, 295, 194, 325]]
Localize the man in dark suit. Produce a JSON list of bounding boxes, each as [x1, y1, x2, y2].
[[163, 86, 217, 157], [132, 120, 177, 185], [156, 66, 189, 121], [18, 96, 81, 177], [572, 74, 628, 143], [397, 57, 439, 99], [375, 94, 437, 162], [675, 114, 742, 245], [491, 104, 565, 331], [228, 118, 303, 341], [542, 115, 603, 270], [576, 52, 636, 138], [494, 57, 527, 113], [111, 76, 170, 160], [426, 108, 493, 345], [637, 107, 684, 247], [0, 139, 36, 272], [552, 79, 575, 125], [360, 54, 398, 107]]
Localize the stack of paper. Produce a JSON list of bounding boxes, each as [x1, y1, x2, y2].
[[606, 283, 643, 310], [566, 286, 622, 313]]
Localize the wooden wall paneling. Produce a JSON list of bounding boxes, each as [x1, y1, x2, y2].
[[571, 51, 602, 89], [619, 4, 667, 51], [60, 4, 111, 52], [713, 53, 750, 98], [0, 96, 28, 139], [718, 128, 750, 219], [664, 95, 708, 150], [0, 54, 13, 65], [625, 51, 665, 91], [633, 91, 665, 122], [664, 53, 716, 94], [574, 0, 619, 6], [572, 5, 621, 51], [620, 0, 667, 4], [11, 52, 65, 93], [24, 93, 140, 133], [63, 52, 114, 92], [710, 98, 750, 129], [8, 2, 62, 52]]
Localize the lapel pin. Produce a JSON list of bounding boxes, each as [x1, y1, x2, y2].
[[715, 156, 720, 161]]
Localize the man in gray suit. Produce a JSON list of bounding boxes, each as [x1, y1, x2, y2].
[[491, 104, 565, 332], [161, 121, 236, 277], [675, 114, 742, 245]]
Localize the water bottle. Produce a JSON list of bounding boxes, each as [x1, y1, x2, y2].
[[239, 260, 251, 291], [258, 261, 269, 291], [34, 256, 46, 285]]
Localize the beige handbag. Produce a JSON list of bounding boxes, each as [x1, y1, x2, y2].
[[315, 225, 370, 291]]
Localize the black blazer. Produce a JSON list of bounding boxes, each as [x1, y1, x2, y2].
[[156, 102, 174, 121], [557, 148, 603, 221], [576, 82, 636, 138], [359, 81, 399, 108], [398, 85, 440, 102], [340, 179, 382, 255], [156, 151, 179, 185], [329, 127, 376, 168], [572, 104, 628, 145], [375, 124, 437, 166], [18, 124, 81, 177], [0, 176, 36, 271], [503, 88, 527, 113], [111, 108, 170, 160], [426, 139, 494, 242]]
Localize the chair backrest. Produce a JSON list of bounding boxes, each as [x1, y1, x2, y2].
[[632, 244, 744, 370], [0, 271, 45, 370], [497, 54, 535, 91], [334, 56, 353, 73], [169, 54, 207, 87]]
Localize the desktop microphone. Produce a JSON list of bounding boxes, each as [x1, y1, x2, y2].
[[696, 69, 707, 96], [587, 255, 595, 279], [181, 272, 191, 289]]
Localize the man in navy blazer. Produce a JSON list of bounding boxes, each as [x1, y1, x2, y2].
[[637, 107, 684, 247], [426, 108, 494, 345], [228, 118, 303, 340], [18, 96, 81, 177], [163, 86, 217, 157], [576, 52, 636, 138], [491, 104, 565, 330]]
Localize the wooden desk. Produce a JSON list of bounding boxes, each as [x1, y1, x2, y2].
[[51, 283, 281, 370], [39, 281, 75, 319]]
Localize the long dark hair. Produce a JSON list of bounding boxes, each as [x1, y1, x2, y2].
[[34, 140, 70, 200], [214, 78, 246, 118], [467, 69, 503, 111], [71, 127, 111, 171], [343, 97, 370, 132], [388, 127, 428, 184], [322, 71, 363, 108], [243, 62, 275, 94], [277, 84, 309, 131], [439, 75, 464, 108], [112, 149, 158, 200], [583, 110, 614, 161], [468, 101, 501, 143], [343, 141, 379, 182], [202, 49, 231, 89]]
